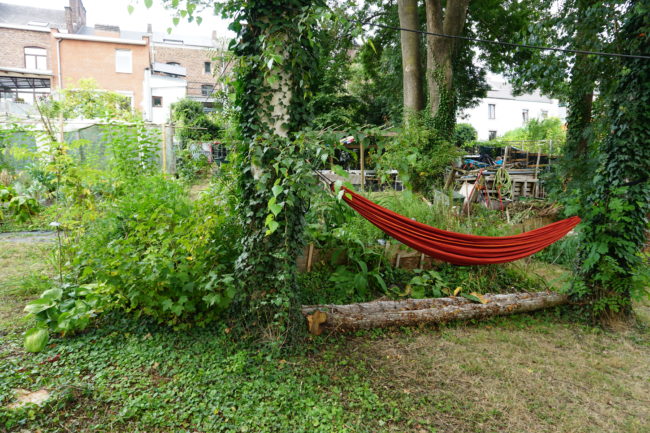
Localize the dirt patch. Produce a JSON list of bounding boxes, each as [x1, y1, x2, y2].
[[338, 316, 650, 433], [0, 231, 56, 243]]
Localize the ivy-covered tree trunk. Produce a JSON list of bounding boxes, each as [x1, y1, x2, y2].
[[424, 0, 470, 139], [563, 0, 599, 183], [398, 0, 425, 116], [231, 1, 321, 342], [573, 4, 650, 323]]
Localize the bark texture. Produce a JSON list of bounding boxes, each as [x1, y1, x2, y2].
[[302, 292, 568, 334], [398, 0, 424, 114], [424, 0, 470, 137]]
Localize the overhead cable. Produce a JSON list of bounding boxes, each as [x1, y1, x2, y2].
[[359, 21, 650, 60]]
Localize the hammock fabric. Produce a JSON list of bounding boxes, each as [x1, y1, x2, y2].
[[338, 187, 581, 266]]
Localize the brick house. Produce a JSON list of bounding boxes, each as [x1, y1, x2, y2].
[[0, 0, 224, 122], [0, 1, 71, 107]]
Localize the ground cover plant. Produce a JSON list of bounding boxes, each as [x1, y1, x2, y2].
[[1, 241, 649, 432], [2, 0, 649, 431]]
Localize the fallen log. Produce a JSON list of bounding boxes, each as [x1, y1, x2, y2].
[[302, 291, 568, 335]]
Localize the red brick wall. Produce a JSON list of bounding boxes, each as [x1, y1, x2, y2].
[[0, 28, 52, 70], [58, 38, 150, 110], [152, 45, 215, 97]]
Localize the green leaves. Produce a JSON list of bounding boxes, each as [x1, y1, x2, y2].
[[24, 327, 49, 353], [144, 0, 153, 8]]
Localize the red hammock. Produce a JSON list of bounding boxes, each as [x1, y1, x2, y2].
[[339, 187, 580, 266]]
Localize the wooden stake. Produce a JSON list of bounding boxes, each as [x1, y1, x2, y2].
[[306, 243, 314, 272], [161, 124, 167, 174], [360, 140, 365, 192]]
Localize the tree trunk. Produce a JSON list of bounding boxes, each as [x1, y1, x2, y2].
[[302, 292, 568, 335], [398, 0, 424, 115], [424, 0, 470, 138], [564, 0, 598, 182]]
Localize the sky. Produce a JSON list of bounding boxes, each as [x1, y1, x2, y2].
[[3, 0, 233, 38]]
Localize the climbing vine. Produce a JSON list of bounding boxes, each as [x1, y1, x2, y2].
[[218, 0, 328, 342], [570, 3, 650, 322]]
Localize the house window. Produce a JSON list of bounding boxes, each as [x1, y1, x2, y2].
[[541, 110, 548, 119], [152, 96, 163, 107], [24, 47, 47, 70], [204, 61, 211, 74], [522, 109, 529, 123], [488, 130, 497, 140], [167, 62, 180, 66], [201, 84, 213, 96], [115, 49, 132, 73], [488, 104, 496, 119]]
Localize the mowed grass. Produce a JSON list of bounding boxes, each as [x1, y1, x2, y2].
[[0, 239, 54, 332], [1, 241, 649, 432]]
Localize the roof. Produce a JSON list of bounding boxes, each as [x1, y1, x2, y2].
[[151, 31, 214, 48], [76, 26, 213, 48], [152, 62, 187, 77], [0, 3, 66, 28], [486, 75, 554, 104]]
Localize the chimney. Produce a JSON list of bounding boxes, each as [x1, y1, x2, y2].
[[65, 0, 86, 33]]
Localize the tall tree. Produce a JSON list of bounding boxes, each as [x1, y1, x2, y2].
[[491, 0, 627, 185], [573, 1, 650, 323], [398, 0, 424, 115], [424, 0, 470, 138]]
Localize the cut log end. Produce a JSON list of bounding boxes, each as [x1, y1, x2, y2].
[[306, 310, 328, 336]]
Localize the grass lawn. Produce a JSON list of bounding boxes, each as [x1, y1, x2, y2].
[[1, 239, 649, 432]]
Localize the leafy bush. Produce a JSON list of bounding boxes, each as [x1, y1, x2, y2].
[[65, 175, 241, 327], [453, 123, 478, 149], [375, 114, 462, 194]]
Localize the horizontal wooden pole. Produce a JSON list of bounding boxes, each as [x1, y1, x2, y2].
[[302, 292, 568, 335]]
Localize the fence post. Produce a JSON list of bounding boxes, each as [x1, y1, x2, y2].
[[161, 123, 167, 174]]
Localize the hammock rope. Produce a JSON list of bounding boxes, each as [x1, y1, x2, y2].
[[336, 186, 580, 266]]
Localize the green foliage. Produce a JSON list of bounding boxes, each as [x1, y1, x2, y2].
[[23, 327, 48, 353], [501, 118, 566, 143], [65, 175, 240, 327], [570, 4, 650, 320], [329, 239, 388, 300], [99, 120, 160, 179], [24, 283, 110, 350], [453, 123, 478, 149], [171, 98, 221, 146], [2, 313, 400, 431], [7, 195, 39, 223], [375, 113, 462, 194], [38, 79, 133, 121]]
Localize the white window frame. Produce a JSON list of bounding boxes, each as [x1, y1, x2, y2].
[[488, 104, 496, 119], [115, 49, 133, 74], [24, 47, 47, 70], [522, 109, 529, 123]]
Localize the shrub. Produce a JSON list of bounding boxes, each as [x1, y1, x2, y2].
[[65, 175, 241, 327], [453, 123, 478, 149]]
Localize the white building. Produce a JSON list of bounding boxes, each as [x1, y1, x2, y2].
[[458, 74, 566, 141], [143, 63, 188, 124]]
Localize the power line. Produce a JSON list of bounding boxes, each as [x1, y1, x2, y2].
[[359, 21, 650, 61]]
